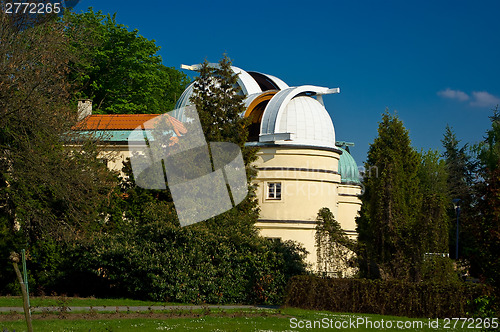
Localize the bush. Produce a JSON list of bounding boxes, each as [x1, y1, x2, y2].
[[33, 210, 308, 305], [284, 275, 490, 318]]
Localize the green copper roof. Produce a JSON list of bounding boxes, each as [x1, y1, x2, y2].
[[71, 130, 174, 142], [337, 147, 361, 184]]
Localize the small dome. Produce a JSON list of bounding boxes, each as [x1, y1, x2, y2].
[[175, 65, 340, 151], [337, 147, 361, 184]]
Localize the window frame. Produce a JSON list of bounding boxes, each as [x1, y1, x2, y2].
[[266, 182, 282, 200]]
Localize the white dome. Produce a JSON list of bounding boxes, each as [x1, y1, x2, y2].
[[260, 95, 335, 149], [175, 64, 339, 150]]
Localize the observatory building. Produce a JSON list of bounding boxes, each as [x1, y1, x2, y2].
[[176, 64, 362, 269], [75, 64, 362, 271]]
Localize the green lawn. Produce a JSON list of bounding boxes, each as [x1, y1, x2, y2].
[[0, 307, 477, 331], [0, 296, 172, 308]]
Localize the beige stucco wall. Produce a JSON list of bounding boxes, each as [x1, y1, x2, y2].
[[255, 221, 318, 267], [337, 184, 363, 238], [253, 147, 341, 221], [253, 145, 362, 268], [101, 145, 132, 173]]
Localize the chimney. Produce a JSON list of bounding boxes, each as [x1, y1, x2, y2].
[[77, 99, 92, 121]]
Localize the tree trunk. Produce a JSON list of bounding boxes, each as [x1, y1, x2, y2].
[[10, 252, 33, 332]]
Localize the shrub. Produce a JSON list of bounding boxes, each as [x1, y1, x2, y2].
[[284, 275, 490, 318], [41, 213, 308, 305]]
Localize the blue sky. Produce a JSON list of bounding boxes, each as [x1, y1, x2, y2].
[[76, 0, 500, 164]]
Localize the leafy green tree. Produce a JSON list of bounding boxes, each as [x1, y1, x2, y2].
[[0, 12, 117, 293], [63, 9, 189, 114], [356, 111, 423, 281], [59, 211, 307, 304]]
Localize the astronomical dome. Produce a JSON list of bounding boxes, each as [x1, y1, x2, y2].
[[177, 64, 339, 151]]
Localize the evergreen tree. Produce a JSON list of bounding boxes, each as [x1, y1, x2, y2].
[[441, 125, 474, 260], [188, 55, 259, 232], [190, 56, 250, 150], [477, 106, 500, 173], [442, 125, 473, 200], [418, 150, 450, 255], [356, 111, 422, 281], [471, 106, 500, 287]]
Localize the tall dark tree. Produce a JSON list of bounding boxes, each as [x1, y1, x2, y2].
[[356, 111, 423, 281], [189, 56, 259, 229], [442, 125, 473, 200], [471, 106, 500, 287], [418, 149, 450, 255], [63, 9, 189, 114], [190, 56, 250, 149], [441, 125, 474, 259]]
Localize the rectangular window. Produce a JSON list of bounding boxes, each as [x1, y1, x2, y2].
[[267, 182, 282, 200]]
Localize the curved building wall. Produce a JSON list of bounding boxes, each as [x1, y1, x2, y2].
[[253, 145, 343, 266], [337, 184, 362, 238]]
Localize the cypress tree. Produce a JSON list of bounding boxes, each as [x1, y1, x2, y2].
[[441, 125, 474, 260], [188, 55, 259, 235], [356, 111, 422, 281], [471, 106, 500, 287], [418, 150, 450, 254]]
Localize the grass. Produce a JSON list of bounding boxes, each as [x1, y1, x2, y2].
[[0, 296, 173, 308], [0, 306, 476, 331]]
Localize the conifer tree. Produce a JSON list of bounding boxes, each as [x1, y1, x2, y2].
[[189, 55, 259, 234], [418, 150, 450, 255], [356, 111, 422, 281], [471, 106, 500, 287], [190, 56, 250, 151], [441, 125, 474, 259]]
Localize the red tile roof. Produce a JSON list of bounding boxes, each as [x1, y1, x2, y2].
[[74, 114, 187, 136]]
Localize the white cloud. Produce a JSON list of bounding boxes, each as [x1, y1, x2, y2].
[[437, 88, 469, 101], [469, 91, 500, 108], [438, 88, 500, 108]]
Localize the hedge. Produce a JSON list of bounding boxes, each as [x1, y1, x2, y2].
[[284, 275, 490, 318]]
